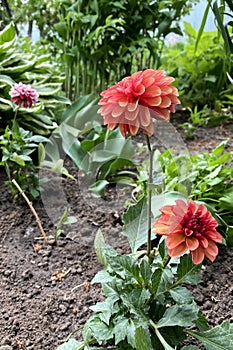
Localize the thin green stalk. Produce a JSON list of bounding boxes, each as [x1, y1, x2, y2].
[[146, 134, 153, 263]]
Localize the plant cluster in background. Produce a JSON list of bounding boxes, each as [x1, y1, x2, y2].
[[0, 23, 70, 135]]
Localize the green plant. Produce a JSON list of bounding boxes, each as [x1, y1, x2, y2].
[[53, 0, 199, 100], [161, 22, 233, 109], [0, 121, 48, 198], [54, 208, 77, 241], [0, 23, 70, 135]]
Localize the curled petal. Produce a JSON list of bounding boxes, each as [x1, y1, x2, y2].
[[168, 242, 187, 257], [191, 247, 205, 264], [167, 233, 185, 249]]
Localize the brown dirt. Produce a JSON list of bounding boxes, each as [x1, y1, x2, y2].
[[0, 117, 233, 350]]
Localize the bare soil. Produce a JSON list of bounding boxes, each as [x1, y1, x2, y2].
[[0, 117, 232, 350]]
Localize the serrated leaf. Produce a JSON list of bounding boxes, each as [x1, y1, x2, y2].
[[140, 259, 152, 287], [107, 254, 141, 282], [156, 303, 199, 328], [176, 254, 202, 285], [113, 316, 129, 344], [122, 196, 148, 253], [189, 320, 233, 350], [83, 315, 114, 344], [169, 286, 194, 304], [135, 326, 153, 350], [150, 268, 163, 296]]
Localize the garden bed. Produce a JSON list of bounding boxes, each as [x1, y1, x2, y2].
[[0, 118, 233, 350]]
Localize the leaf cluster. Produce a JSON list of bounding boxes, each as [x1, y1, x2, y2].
[[0, 23, 70, 135]]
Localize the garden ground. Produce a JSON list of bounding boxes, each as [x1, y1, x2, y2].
[[0, 116, 233, 350]]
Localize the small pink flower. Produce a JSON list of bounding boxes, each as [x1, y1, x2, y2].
[[153, 199, 222, 265], [98, 69, 180, 137], [9, 82, 39, 108]]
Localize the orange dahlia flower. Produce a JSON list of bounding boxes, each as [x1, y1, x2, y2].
[[153, 199, 222, 265], [98, 69, 180, 137]]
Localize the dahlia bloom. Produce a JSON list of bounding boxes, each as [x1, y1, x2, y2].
[[98, 69, 180, 137], [153, 199, 222, 265], [9, 82, 39, 108]]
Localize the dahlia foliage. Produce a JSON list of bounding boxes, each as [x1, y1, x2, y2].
[[9, 82, 39, 108], [98, 69, 180, 137], [153, 199, 222, 264]]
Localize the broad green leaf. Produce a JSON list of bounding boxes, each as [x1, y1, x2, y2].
[[122, 196, 148, 253], [94, 229, 108, 266], [135, 326, 153, 350], [156, 303, 199, 328], [181, 347, 199, 350], [113, 317, 130, 344], [219, 192, 233, 211], [150, 268, 163, 296], [83, 315, 114, 343], [140, 259, 152, 286], [188, 320, 233, 350], [169, 286, 194, 304], [35, 85, 61, 96], [0, 22, 15, 44], [0, 74, 15, 86], [176, 254, 202, 285], [107, 254, 141, 283], [57, 338, 85, 350]]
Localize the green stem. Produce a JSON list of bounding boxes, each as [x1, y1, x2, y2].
[[146, 134, 153, 263], [13, 106, 19, 123]]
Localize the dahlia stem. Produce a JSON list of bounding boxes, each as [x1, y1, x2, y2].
[[146, 134, 153, 263], [13, 106, 19, 123]]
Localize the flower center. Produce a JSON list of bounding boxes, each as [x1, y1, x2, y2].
[[184, 214, 202, 237]]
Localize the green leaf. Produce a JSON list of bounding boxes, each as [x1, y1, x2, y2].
[[195, 2, 211, 52], [0, 22, 15, 45], [140, 259, 152, 287], [57, 338, 84, 350], [181, 347, 199, 350], [113, 317, 130, 344], [219, 191, 233, 211], [122, 196, 148, 253], [189, 320, 233, 350], [169, 286, 194, 304], [176, 254, 202, 285], [0, 74, 15, 87], [156, 303, 199, 328], [150, 268, 163, 296], [83, 315, 114, 344], [107, 254, 141, 283], [94, 229, 108, 266], [135, 326, 153, 350]]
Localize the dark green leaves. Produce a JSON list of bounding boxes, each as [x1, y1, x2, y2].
[[188, 321, 233, 350], [176, 254, 202, 285]]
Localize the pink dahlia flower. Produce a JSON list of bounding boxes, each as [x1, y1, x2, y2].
[[98, 69, 180, 137], [9, 82, 39, 108], [153, 199, 222, 265]]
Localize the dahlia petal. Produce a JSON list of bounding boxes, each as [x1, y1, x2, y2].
[[127, 101, 138, 112], [168, 242, 187, 257], [119, 98, 128, 107], [139, 107, 151, 127], [142, 76, 155, 88], [134, 84, 145, 95], [188, 200, 199, 214], [160, 86, 173, 95], [167, 233, 185, 249], [186, 237, 199, 251], [204, 250, 216, 262], [156, 76, 175, 86], [151, 107, 170, 120], [198, 235, 208, 248], [143, 85, 161, 97], [205, 240, 219, 256], [204, 231, 222, 243], [153, 223, 169, 235], [172, 199, 188, 216], [191, 247, 205, 264], [112, 105, 125, 118], [141, 96, 162, 106], [142, 121, 154, 136], [159, 96, 172, 108], [125, 108, 139, 121], [160, 205, 173, 215], [129, 123, 139, 136]]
